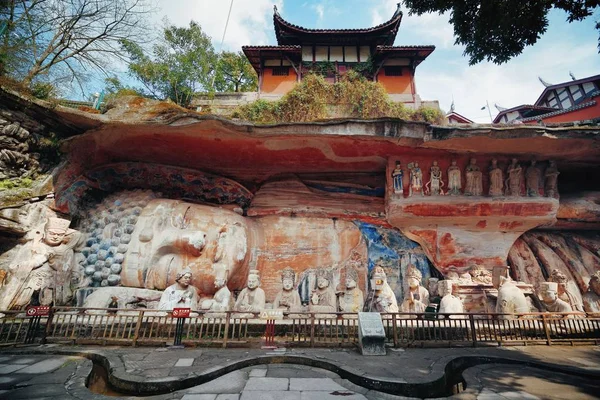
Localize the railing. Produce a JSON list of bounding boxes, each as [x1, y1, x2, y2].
[[1, 308, 598, 348]]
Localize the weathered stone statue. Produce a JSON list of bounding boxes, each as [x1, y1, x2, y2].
[[0, 217, 80, 310], [488, 158, 503, 196], [309, 269, 336, 312], [200, 269, 232, 312], [525, 160, 541, 197], [544, 160, 560, 198], [370, 266, 399, 313], [427, 277, 440, 304], [408, 162, 424, 197], [538, 281, 572, 313], [447, 160, 461, 195], [496, 276, 529, 318], [438, 280, 465, 317], [549, 269, 584, 312], [464, 158, 483, 196], [273, 267, 302, 311], [583, 271, 600, 314], [339, 268, 364, 312], [426, 161, 444, 196], [234, 270, 265, 313], [470, 265, 493, 285], [391, 161, 403, 195], [400, 265, 429, 313], [506, 158, 522, 196], [158, 269, 199, 311]]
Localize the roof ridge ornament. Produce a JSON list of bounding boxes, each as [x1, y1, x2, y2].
[[538, 76, 554, 87], [273, 4, 279, 16]]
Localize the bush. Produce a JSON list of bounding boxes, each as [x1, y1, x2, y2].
[[30, 82, 57, 100], [411, 106, 446, 125]]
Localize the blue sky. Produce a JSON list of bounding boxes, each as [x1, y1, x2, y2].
[[115, 0, 600, 123]]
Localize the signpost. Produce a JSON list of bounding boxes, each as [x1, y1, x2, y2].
[[25, 306, 50, 344], [260, 309, 283, 349], [172, 308, 190, 347]]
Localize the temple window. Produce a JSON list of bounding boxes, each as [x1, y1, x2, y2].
[[272, 67, 290, 76]]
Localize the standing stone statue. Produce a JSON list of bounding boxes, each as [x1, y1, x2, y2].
[[538, 281, 572, 313], [309, 269, 336, 312], [488, 159, 504, 196], [370, 266, 399, 313], [549, 269, 584, 312], [408, 162, 424, 197], [0, 217, 80, 310], [525, 160, 541, 197], [273, 267, 302, 311], [583, 271, 600, 314], [447, 160, 462, 195], [426, 161, 444, 196], [338, 268, 364, 312], [544, 160, 560, 198], [506, 158, 522, 196], [400, 265, 429, 313], [464, 158, 483, 196], [234, 270, 265, 313], [391, 161, 404, 195], [158, 269, 199, 311], [437, 280, 465, 317]]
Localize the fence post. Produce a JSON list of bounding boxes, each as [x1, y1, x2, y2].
[[469, 314, 477, 347], [42, 308, 55, 344], [392, 314, 399, 348], [132, 310, 144, 347], [310, 314, 315, 348], [541, 314, 552, 346], [222, 313, 230, 348]]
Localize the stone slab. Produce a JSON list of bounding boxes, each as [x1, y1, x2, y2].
[[216, 395, 240, 400], [300, 392, 366, 400], [358, 312, 386, 356], [187, 371, 247, 394], [240, 391, 300, 400], [249, 369, 267, 377], [0, 364, 27, 374], [289, 378, 347, 391], [181, 395, 217, 400], [175, 358, 195, 367], [17, 357, 69, 374], [244, 377, 289, 391]]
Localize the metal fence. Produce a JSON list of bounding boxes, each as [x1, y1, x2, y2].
[[1, 308, 598, 348]]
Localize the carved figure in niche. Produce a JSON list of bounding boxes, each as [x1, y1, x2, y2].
[[525, 160, 541, 197], [234, 270, 265, 313], [369, 266, 399, 313], [400, 265, 429, 313], [464, 158, 483, 196], [426, 161, 444, 196], [470, 265, 493, 285], [488, 159, 504, 196], [274, 267, 302, 311], [538, 281, 572, 313], [438, 280, 465, 317], [309, 269, 336, 312], [506, 158, 522, 196], [549, 269, 584, 312], [391, 161, 404, 195], [447, 160, 462, 195], [544, 160, 560, 198], [200, 266, 232, 312], [338, 268, 364, 312], [0, 217, 80, 310], [495, 276, 530, 319], [583, 271, 600, 314], [158, 268, 199, 311], [408, 162, 424, 197]]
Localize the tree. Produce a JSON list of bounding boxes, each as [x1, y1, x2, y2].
[[214, 51, 257, 92], [402, 0, 600, 65], [121, 21, 216, 107], [0, 0, 153, 92]]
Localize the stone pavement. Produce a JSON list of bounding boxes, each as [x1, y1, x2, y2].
[[0, 345, 598, 399]]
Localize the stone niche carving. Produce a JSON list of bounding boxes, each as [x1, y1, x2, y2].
[[425, 161, 444, 196], [464, 158, 483, 196], [488, 159, 503, 197], [506, 158, 523, 196], [525, 160, 541, 197], [408, 162, 424, 197], [391, 161, 404, 195], [0, 217, 80, 310], [447, 160, 461, 195]]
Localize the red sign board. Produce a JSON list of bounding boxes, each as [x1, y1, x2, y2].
[[172, 308, 191, 318], [26, 306, 50, 316]]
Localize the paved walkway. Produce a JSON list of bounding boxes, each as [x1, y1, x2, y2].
[[0, 345, 598, 399]]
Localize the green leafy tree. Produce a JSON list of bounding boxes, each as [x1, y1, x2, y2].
[[402, 0, 599, 65], [214, 51, 257, 92], [121, 21, 216, 107]]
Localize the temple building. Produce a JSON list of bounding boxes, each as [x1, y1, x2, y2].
[[494, 74, 600, 124], [241, 5, 435, 108]]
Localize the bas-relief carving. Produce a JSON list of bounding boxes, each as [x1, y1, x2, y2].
[[391, 161, 403, 195], [583, 271, 600, 314], [0, 217, 80, 310], [488, 159, 503, 197], [234, 270, 265, 313], [425, 161, 444, 196], [273, 267, 302, 311], [339, 267, 364, 313], [506, 158, 522, 197], [408, 162, 424, 197], [399, 265, 429, 313], [525, 160, 541, 197], [368, 266, 399, 313], [447, 160, 461, 196], [549, 269, 584, 312], [544, 160, 560, 198], [309, 269, 337, 313], [158, 269, 199, 311], [538, 281, 572, 313], [464, 158, 483, 196]]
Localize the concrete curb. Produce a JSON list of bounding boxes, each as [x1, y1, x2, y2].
[[2, 346, 599, 398]]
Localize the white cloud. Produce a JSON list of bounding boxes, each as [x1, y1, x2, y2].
[[314, 3, 324, 22], [154, 0, 283, 51]]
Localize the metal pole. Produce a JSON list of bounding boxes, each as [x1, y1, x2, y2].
[[486, 100, 493, 123]]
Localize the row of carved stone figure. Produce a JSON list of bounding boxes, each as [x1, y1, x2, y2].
[[392, 159, 559, 198]]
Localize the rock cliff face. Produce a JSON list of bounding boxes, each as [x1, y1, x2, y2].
[[508, 231, 600, 298]]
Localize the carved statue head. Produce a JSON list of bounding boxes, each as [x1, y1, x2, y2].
[[470, 158, 476, 165], [345, 268, 358, 289], [491, 158, 498, 167], [44, 217, 70, 246], [539, 281, 558, 304], [247, 270, 260, 290], [175, 269, 193, 288], [406, 264, 422, 289], [370, 266, 387, 291], [451, 160, 457, 166], [281, 267, 296, 291], [316, 269, 331, 289], [589, 271, 600, 295]]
